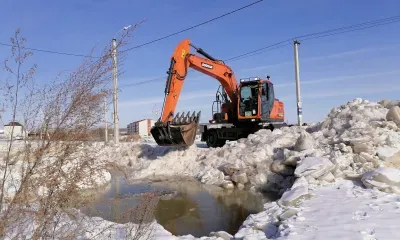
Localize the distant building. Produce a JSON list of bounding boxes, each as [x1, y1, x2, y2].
[[119, 128, 128, 135], [127, 119, 156, 136], [4, 121, 28, 140]]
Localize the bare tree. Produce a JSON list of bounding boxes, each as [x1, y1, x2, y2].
[[0, 23, 158, 239]]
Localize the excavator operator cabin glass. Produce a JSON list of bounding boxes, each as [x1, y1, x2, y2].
[[239, 83, 259, 117], [260, 82, 275, 119]]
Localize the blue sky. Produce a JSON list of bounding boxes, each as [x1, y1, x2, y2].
[[1, 0, 400, 128]]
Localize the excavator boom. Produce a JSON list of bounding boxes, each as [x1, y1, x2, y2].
[[151, 39, 238, 147]]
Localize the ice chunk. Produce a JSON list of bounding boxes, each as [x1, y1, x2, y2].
[[352, 142, 375, 155], [270, 160, 295, 176], [318, 172, 335, 182], [282, 149, 300, 166], [221, 180, 234, 189], [294, 130, 314, 151], [278, 208, 299, 221], [386, 106, 400, 127], [209, 231, 233, 240], [220, 163, 240, 176], [282, 148, 315, 167], [234, 228, 268, 240], [197, 168, 225, 185], [376, 146, 399, 161], [238, 202, 282, 238], [294, 157, 335, 178], [231, 170, 249, 184], [380, 99, 400, 109], [361, 167, 400, 193], [279, 176, 309, 207]]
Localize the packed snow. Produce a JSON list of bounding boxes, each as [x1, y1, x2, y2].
[[2, 98, 400, 239]]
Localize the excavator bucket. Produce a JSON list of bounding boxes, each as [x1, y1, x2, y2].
[[151, 111, 201, 147]]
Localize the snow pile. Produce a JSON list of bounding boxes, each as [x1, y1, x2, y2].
[[304, 99, 400, 177], [52, 98, 400, 239], [95, 127, 302, 193], [90, 99, 400, 197]]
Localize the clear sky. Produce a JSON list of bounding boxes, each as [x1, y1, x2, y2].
[[1, 0, 400, 128]]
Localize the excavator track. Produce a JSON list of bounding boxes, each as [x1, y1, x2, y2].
[[151, 111, 201, 147]]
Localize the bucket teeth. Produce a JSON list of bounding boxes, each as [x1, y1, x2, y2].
[[172, 112, 180, 124], [183, 112, 189, 123], [167, 111, 202, 125], [190, 112, 196, 122]]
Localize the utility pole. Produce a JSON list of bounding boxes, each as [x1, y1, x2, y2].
[[104, 96, 108, 143], [293, 40, 303, 126], [112, 38, 119, 144]]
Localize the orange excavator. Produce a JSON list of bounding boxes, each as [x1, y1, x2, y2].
[[150, 39, 286, 148]]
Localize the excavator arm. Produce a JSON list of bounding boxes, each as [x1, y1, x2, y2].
[[151, 39, 239, 147], [162, 39, 238, 122]]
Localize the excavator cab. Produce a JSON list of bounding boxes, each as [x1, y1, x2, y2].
[[238, 80, 260, 118], [237, 77, 284, 122]]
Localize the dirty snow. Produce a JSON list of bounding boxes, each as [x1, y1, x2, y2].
[[3, 98, 400, 239]]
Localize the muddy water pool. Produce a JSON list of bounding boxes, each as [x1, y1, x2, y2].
[[81, 173, 278, 237]]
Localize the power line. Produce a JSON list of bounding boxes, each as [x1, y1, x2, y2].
[[120, 0, 264, 53], [296, 15, 400, 40], [224, 41, 291, 62], [224, 15, 400, 62], [300, 17, 400, 42], [119, 44, 289, 87], [0, 42, 100, 58], [120, 14, 400, 88], [0, 1, 263, 58]]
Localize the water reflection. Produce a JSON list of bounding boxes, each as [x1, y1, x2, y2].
[[81, 174, 277, 237]]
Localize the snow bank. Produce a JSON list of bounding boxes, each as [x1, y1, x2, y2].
[[81, 98, 400, 238], [94, 127, 303, 194], [5, 98, 398, 239], [274, 179, 400, 239], [234, 179, 400, 239], [93, 98, 400, 194]]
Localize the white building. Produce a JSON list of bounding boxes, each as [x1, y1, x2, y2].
[[4, 121, 27, 140], [127, 119, 156, 137]]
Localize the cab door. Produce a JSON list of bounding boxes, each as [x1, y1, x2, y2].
[[260, 82, 275, 120]]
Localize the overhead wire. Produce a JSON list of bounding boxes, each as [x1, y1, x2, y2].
[[300, 17, 400, 42], [119, 0, 264, 53], [0, 0, 263, 58], [0, 42, 100, 58], [120, 14, 400, 88], [295, 15, 400, 40], [224, 15, 400, 62]]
